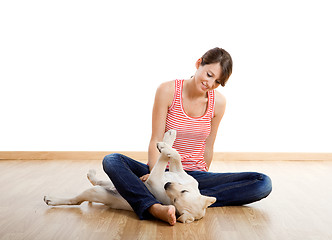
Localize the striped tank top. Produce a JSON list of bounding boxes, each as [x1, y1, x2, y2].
[[165, 79, 215, 172]]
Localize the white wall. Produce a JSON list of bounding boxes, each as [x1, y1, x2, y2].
[[1, 0, 331, 152]]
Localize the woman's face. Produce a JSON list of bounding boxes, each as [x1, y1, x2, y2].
[[194, 59, 223, 92]]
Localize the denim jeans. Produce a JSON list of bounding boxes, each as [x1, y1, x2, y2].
[[102, 153, 272, 220]]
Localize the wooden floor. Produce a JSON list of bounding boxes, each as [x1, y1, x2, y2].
[[1, 159, 332, 240]]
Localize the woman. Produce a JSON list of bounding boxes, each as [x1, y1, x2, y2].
[[103, 47, 272, 225]]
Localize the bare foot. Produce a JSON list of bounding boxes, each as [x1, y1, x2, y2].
[[148, 204, 176, 226]]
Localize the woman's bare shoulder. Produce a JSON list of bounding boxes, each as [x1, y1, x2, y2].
[[214, 90, 226, 116], [157, 80, 175, 94], [155, 80, 175, 106]]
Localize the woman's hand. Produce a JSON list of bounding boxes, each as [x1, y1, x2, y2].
[[140, 174, 150, 182]]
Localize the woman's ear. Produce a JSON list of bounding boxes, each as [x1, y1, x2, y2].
[[195, 58, 202, 69]]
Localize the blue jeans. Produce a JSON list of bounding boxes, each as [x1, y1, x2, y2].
[[102, 153, 272, 220]]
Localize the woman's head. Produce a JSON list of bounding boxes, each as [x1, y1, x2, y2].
[[199, 47, 233, 87]]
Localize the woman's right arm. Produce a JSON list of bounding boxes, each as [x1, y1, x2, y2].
[[147, 81, 174, 171]]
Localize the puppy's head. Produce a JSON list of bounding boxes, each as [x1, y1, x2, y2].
[[164, 182, 216, 223]]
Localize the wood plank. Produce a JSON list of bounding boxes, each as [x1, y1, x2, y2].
[[1, 159, 332, 239]]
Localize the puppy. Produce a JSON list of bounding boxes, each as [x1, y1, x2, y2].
[[44, 130, 216, 223]]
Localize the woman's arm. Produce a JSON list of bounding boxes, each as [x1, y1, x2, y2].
[[147, 81, 175, 171], [204, 91, 226, 170]]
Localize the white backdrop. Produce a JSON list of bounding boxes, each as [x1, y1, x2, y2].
[[1, 0, 331, 152]]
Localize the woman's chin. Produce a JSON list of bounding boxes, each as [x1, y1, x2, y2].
[[200, 83, 209, 92]]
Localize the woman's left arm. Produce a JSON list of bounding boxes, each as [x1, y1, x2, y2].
[[204, 91, 226, 170]]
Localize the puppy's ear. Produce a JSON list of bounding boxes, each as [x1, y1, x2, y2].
[[202, 196, 216, 208], [177, 211, 195, 223]]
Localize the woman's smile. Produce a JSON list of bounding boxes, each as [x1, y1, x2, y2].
[[201, 82, 209, 91]]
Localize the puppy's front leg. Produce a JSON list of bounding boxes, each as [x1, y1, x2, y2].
[[158, 143, 183, 173], [162, 129, 177, 146], [147, 142, 171, 184]]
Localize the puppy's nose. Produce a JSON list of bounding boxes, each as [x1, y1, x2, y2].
[[164, 182, 172, 190]]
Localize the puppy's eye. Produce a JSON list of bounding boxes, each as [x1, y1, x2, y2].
[[181, 190, 188, 194], [174, 198, 177, 203]]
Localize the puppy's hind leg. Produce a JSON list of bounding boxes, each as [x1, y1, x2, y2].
[[44, 194, 84, 206], [44, 186, 104, 206], [44, 186, 133, 211], [87, 169, 114, 189]]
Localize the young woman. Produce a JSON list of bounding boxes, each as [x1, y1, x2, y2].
[[103, 47, 272, 225]]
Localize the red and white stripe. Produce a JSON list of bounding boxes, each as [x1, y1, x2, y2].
[[165, 79, 215, 172]]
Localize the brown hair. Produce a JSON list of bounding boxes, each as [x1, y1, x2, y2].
[[201, 47, 233, 87]]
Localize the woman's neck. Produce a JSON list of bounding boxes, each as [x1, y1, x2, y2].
[[183, 77, 207, 100]]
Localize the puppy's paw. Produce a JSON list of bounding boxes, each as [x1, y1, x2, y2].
[[156, 142, 167, 153], [87, 169, 96, 181], [88, 169, 96, 176], [44, 196, 57, 206], [157, 142, 179, 159], [163, 130, 177, 146]]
